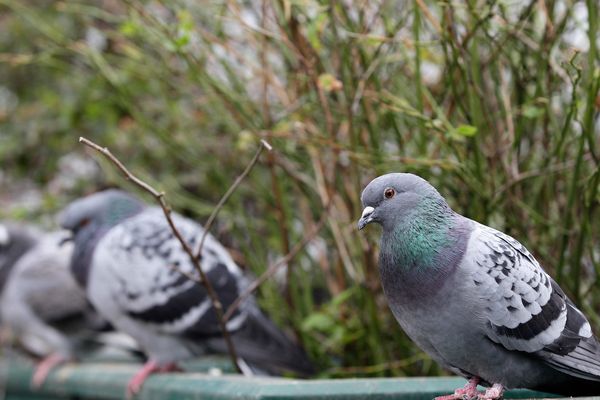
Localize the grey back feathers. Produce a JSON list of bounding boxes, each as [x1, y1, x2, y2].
[[359, 173, 600, 396], [60, 189, 313, 376]]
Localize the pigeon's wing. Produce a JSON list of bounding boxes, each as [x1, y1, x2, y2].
[[93, 209, 247, 338], [466, 224, 600, 380]]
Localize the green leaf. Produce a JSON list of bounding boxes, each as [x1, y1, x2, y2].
[[119, 20, 139, 37], [302, 313, 334, 332], [317, 73, 342, 92], [330, 287, 356, 307], [522, 104, 545, 119], [454, 124, 478, 137]]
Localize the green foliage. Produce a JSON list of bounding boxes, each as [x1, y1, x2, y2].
[[0, 0, 599, 378], [301, 288, 360, 354]]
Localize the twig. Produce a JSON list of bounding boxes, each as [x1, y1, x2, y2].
[[79, 136, 271, 374], [414, 0, 442, 35], [193, 139, 272, 261], [224, 201, 331, 322], [79, 138, 165, 198]]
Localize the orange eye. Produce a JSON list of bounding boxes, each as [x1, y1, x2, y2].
[[384, 188, 395, 199]]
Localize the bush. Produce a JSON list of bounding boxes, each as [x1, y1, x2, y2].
[[0, 0, 598, 377]]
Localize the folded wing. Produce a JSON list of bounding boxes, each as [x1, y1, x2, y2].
[[468, 225, 600, 381]]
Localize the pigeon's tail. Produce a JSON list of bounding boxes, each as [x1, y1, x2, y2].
[[533, 374, 600, 397], [532, 336, 600, 396], [207, 308, 315, 377]]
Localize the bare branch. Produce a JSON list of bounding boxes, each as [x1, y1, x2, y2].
[[79, 138, 166, 199], [193, 139, 272, 261], [79, 136, 270, 374]]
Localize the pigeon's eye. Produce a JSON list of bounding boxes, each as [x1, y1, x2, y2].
[[384, 188, 395, 199], [76, 218, 91, 231]]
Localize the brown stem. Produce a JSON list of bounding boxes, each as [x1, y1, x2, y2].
[[192, 140, 272, 260]]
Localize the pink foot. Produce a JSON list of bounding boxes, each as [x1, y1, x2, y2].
[[435, 377, 481, 400], [126, 361, 181, 397], [479, 383, 504, 400], [31, 353, 71, 389]]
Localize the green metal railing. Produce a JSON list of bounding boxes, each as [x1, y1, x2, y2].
[[0, 357, 567, 400]]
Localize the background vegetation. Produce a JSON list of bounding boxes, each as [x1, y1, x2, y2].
[[0, 0, 598, 378]]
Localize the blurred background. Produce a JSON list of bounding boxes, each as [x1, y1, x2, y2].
[[0, 0, 598, 378]]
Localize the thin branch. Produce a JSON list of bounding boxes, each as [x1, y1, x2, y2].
[[79, 138, 166, 198], [193, 139, 272, 261], [414, 0, 442, 34], [223, 202, 331, 322], [79, 136, 270, 374]]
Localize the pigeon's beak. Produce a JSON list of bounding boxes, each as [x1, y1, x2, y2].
[[58, 231, 74, 246], [358, 206, 375, 230]]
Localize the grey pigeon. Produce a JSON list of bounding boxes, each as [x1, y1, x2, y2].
[[0, 222, 103, 387], [358, 173, 600, 399], [59, 189, 313, 395], [0, 223, 40, 293]]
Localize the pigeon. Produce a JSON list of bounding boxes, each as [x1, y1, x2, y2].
[[0, 223, 40, 294], [58, 189, 314, 395], [358, 173, 600, 399], [0, 222, 104, 387]]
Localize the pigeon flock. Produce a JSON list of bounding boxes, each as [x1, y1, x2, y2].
[[0, 189, 313, 396], [1, 172, 599, 399], [358, 173, 600, 399]]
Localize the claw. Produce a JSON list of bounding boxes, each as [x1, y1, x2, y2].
[[434, 377, 481, 400], [478, 383, 504, 400], [31, 353, 71, 389], [126, 361, 181, 398]]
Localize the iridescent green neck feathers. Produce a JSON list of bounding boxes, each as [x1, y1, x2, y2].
[[381, 198, 455, 272]]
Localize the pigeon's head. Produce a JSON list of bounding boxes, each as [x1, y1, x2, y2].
[[0, 223, 39, 260], [358, 173, 447, 231], [0, 224, 9, 248], [0, 223, 15, 271], [0, 222, 40, 289], [58, 189, 144, 236]]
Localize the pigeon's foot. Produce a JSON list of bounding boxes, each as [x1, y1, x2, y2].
[[126, 361, 181, 398], [478, 383, 504, 400], [31, 353, 71, 389], [434, 377, 481, 400]]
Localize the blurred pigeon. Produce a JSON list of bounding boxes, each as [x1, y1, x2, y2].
[[59, 189, 313, 395], [0, 223, 40, 293], [0, 223, 104, 387], [358, 173, 600, 399]]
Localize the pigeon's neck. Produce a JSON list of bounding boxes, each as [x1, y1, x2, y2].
[[390, 212, 451, 266], [379, 200, 471, 296], [71, 205, 144, 287], [71, 222, 108, 287]]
